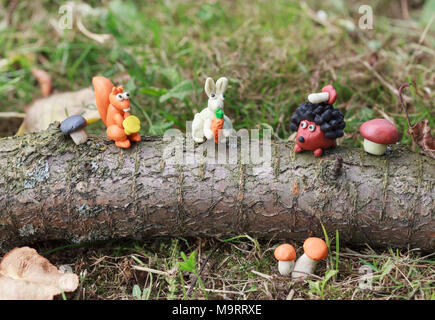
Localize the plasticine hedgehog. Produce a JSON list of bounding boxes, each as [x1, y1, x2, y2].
[[290, 85, 346, 157]]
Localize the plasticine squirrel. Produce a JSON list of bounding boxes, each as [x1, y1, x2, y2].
[[92, 76, 141, 148]]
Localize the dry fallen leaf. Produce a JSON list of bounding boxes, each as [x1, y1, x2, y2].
[[399, 83, 435, 159], [31, 68, 52, 97], [407, 119, 435, 159], [0, 247, 79, 300], [23, 87, 100, 134]]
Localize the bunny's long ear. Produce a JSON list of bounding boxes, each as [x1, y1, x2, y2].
[[215, 77, 228, 94], [204, 77, 215, 97]]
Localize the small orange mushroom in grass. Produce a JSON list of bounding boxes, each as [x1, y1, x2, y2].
[[274, 244, 296, 276], [291, 237, 328, 281]]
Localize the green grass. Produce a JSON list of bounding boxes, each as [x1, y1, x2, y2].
[[1, 0, 433, 144], [0, 0, 434, 300], [37, 237, 434, 300]]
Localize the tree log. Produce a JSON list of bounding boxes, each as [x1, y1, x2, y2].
[[0, 124, 434, 252]]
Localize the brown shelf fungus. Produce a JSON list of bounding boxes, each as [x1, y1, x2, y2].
[[291, 237, 328, 281], [60, 115, 88, 145], [360, 119, 398, 155], [274, 243, 296, 276]]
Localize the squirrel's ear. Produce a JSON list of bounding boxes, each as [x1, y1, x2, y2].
[[204, 77, 215, 97], [118, 86, 124, 93], [111, 87, 118, 95], [215, 77, 228, 95]]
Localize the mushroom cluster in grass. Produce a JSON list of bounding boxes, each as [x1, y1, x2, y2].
[[291, 237, 328, 281], [274, 243, 296, 276], [60, 115, 88, 145], [0, 247, 79, 300], [360, 119, 398, 155]]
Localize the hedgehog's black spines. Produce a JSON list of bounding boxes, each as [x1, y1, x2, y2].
[[324, 131, 335, 139], [290, 114, 300, 131], [290, 122, 299, 132], [320, 123, 331, 132], [314, 105, 324, 114], [314, 114, 323, 125], [321, 109, 332, 122], [290, 101, 346, 140], [337, 120, 346, 130]]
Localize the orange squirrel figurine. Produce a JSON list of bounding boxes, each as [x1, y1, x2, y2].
[[92, 76, 141, 148]]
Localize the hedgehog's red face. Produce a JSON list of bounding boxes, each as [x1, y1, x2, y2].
[[296, 120, 329, 151]]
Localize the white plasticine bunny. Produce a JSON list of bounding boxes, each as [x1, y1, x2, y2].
[[192, 77, 234, 143]]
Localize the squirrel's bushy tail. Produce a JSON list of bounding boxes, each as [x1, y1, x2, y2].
[[92, 76, 114, 126]]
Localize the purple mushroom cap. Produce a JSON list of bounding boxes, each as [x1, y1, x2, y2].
[[60, 115, 87, 135]]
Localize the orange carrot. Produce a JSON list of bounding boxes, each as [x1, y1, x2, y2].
[[211, 109, 224, 143]]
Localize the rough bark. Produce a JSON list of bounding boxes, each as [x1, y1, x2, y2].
[[0, 124, 434, 252]]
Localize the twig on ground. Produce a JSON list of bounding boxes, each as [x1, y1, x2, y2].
[[184, 286, 244, 296], [7, 0, 18, 26], [250, 270, 273, 281], [419, 12, 435, 44], [132, 265, 172, 277], [398, 83, 412, 127], [401, 0, 409, 20], [76, 15, 112, 44], [286, 288, 295, 300]]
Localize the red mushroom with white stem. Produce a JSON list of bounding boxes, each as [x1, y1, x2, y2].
[[291, 237, 328, 281], [274, 243, 296, 276], [360, 119, 399, 155]]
